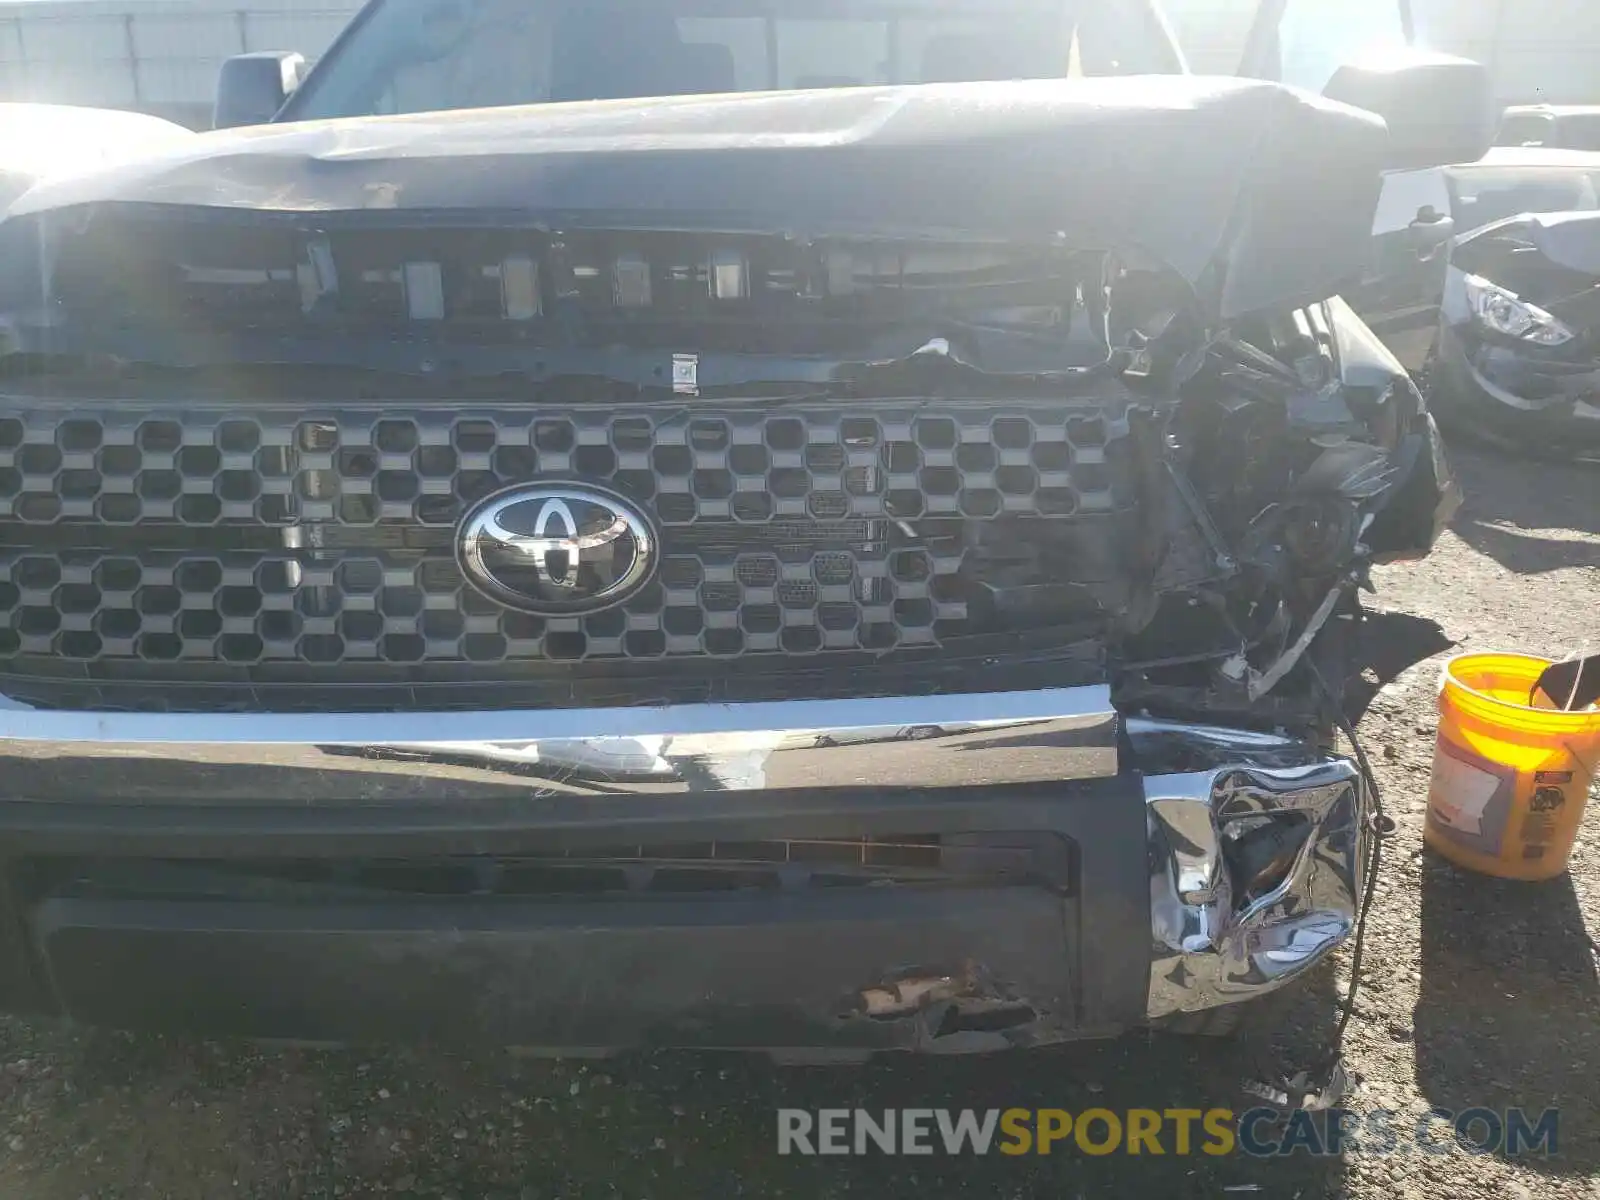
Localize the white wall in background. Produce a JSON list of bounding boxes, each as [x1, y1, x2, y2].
[[1422, 0, 1600, 105], [1165, 0, 1600, 105], [0, 0, 356, 124], [0, 0, 1596, 127]]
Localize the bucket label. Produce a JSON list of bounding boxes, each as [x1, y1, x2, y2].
[[1428, 743, 1515, 855]]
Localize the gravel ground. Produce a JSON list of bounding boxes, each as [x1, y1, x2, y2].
[[0, 444, 1595, 1199]]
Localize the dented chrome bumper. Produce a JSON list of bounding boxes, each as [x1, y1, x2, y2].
[[1136, 719, 1370, 1021], [0, 685, 1366, 1046]]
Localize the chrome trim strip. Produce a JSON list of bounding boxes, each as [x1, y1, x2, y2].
[[0, 686, 1117, 802], [0, 686, 1108, 745]]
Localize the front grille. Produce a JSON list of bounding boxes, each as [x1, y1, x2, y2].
[[0, 398, 1130, 698]]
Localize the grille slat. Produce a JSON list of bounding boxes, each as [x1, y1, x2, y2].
[[0, 402, 1125, 680]]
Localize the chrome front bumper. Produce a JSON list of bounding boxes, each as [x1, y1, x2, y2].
[[0, 685, 1368, 1038]]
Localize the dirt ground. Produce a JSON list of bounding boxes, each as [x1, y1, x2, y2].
[[0, 444, 1594, 1199]]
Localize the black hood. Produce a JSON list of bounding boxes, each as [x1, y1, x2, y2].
[[9, 76, 1385, 323]]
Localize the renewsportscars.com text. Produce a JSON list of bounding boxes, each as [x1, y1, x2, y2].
[[776, 1107, 1559, 1158]]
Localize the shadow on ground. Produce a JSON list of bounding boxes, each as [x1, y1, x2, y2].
[[1445, 447, 1600, 575], [0, 974, 1354, 1199], [1344, 609, 1455, 725], [608, 983, 1351, 1198], [1415, 850, 1600, 1177]]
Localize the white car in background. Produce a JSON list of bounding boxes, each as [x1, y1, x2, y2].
[[0, 103, 195, 210]]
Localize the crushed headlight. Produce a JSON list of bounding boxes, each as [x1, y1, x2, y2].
[[1462, 273, 1575, 345]]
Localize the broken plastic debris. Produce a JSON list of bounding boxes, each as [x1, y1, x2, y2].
[[1296, 442, 1396, 499], [1246, 583, 1345, 701], [859, 974, 957, 1016], [1242, 1059, 1350, 1113], [1241, 1079, 1290, 1107]]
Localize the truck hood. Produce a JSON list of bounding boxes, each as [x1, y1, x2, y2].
[[8, 75, 1386, 322]]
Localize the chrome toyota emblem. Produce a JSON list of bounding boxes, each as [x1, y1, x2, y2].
[[456, 483, 657, 616]]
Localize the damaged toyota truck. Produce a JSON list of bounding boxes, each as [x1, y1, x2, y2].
[[0, 0, 1493, 1051]]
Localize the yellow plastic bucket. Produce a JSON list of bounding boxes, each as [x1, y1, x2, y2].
[[1425, 653, 1600, 880]]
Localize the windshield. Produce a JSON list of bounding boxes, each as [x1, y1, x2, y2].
[[282, 0, 1184, 121]]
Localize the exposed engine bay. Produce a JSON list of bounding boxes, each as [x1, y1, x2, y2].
[[1095, 288, 1443, 735]]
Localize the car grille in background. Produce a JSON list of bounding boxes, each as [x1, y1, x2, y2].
[[0, 403, 1125, 692]]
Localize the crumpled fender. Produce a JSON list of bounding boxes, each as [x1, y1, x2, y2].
[[1323, 297, 1461, 560]]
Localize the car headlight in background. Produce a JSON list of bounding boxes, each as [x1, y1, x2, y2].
[[1462, 273, 1575, 345]]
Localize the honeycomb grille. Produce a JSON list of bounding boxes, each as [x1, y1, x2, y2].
[[0, 402, 1122, 673]]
